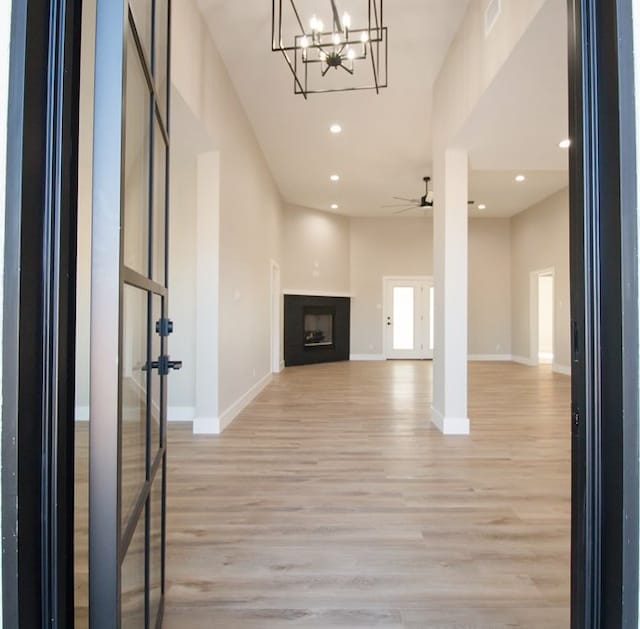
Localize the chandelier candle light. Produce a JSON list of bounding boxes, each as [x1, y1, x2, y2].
[[272, 0, 387, 98]]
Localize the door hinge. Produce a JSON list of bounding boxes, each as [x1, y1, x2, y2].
[[156, 318, 174, 337]]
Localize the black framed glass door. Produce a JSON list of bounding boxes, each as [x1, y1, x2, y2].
[[89, 0, 171, 626]]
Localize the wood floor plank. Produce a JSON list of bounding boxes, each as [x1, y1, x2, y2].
[[163, 360, 570, 628]]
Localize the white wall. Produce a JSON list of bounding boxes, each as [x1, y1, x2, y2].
[[433, 0, 546, 147], [168, 115, 198, 411], [510, 187, 570, 371], [283, 211, 513, 359], [0, 0, 12, 622], [283, 204, 350, 294], [468, 218, 512, 357], [171, 0, 284, 424], [350, 217, 433, 356]]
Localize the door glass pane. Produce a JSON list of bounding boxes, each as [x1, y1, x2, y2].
[[129, 0, 152, 60], [393, 287, 414, 350], [429, 286, 435, 351], [151, 295, 163, 453], [154, 0, 169, 121], [153, 120, 166, 286], [149, 468, 164, 627], [122, 285, 149, 527], [124, 32, 151, 276], [121, 513, 146, 629]]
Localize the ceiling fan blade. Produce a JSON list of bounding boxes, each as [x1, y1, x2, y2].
[[393, 196, 420, 203], [381, 203, 417, 208], [393, 206, 419, 214]]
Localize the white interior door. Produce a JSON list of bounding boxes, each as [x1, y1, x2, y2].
[[384, 278, 433, 359]]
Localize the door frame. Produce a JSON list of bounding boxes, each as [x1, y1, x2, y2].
[[2, 0, 82, 626], [2, 0, 640, 626], [270, 259, 282, 373], [382, 275, 432, 360], [568, 0, 639, 626], [528, 267, 555, 366]]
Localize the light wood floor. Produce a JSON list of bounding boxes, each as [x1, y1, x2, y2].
[[163, 361, 571, 628]]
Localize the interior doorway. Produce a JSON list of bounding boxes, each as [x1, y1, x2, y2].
[[270, 260, 282, 373], [538, 272, 554, 364], [530, 268, 555, 366], [383, 277, 433, 360]]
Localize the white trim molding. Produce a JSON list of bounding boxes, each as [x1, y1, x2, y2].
[[350, 353, 385, 361], [431, 406, 470, 435], [468, 354, 513, 362], [512, 355, 535, 366], [75, 406, 90, 422], [194, 372, 273, 435], [553, 363, 572, 376], [282, 289, 352, 297]]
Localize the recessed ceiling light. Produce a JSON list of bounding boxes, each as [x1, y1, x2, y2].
[[559, 138, 571, 149], [330, 174, 340, 182], [478, 204, 487, 210], [515, 174, 526, 183], [331, 204, 339, 209], [330, 124, 342, 134]]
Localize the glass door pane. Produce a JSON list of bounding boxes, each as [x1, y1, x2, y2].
[[89, 1, 170, 625], [392, 286, 415, 350], [121, 516, 146, 628], [121, 285, 149, 527], [124, 31, 151, 276], [149, 468, 164, 627]]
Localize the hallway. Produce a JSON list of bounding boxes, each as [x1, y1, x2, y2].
[[163, 361, 570, 628]]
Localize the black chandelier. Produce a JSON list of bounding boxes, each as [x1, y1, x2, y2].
[[272, 0, 387, 98]]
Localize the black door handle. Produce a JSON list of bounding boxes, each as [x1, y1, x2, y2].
[[144, 356, 182, 375], [151, 359, 182, 372]]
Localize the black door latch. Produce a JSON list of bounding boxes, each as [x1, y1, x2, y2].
[[147, 356, 182, 376]]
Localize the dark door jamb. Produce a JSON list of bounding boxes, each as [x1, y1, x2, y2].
[[568, 0, 639, 627], [2, 1, 82, 627]]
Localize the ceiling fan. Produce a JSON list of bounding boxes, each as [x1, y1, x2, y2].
[[383, 176, 474, 214]]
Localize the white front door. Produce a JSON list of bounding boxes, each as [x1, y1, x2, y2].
[[384, 278, 433, 359]]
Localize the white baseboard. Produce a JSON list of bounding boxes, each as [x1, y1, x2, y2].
[[280, 360, 285, 371], [194, 372, 273, 435], [350, 353, 385, 361], [431, 406, 470, 435], [512, 355, 535, 366], [193, 416, 220, 434], [168, 406, 196, 422], [468, 354, 513, 361], [553, 363, 571, 376]]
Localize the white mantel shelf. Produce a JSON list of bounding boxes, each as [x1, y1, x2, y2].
[[282, 289, 353, 298]]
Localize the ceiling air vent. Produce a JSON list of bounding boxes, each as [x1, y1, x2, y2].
[[484, 0, 501, 37]]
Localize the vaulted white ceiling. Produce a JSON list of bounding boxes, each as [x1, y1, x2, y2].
[[196, 0, 568, 218]]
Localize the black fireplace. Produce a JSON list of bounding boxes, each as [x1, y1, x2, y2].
[[284, 295, 350, 366]]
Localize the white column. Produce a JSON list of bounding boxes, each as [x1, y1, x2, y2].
[[432, 148, 470, 435], [193, 151, 221, 434]]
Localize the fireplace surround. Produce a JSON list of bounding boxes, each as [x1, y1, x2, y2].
[[284, 295, 350, 366]]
